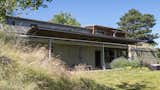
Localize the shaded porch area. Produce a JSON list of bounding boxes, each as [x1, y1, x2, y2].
[[20, 35, 129, 70]]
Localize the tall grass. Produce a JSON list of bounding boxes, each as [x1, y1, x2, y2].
[[0, 29, 111, 90], [0, 29, 69, 89]]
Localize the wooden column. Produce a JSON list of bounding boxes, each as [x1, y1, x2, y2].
[[102, 44, 106, 70], [48, 39, 52, 60], [128, 45, 132, 61], [113, 31, 116, 37]]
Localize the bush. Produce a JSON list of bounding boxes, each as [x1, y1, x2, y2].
[[111, 57, 130, 69], [129, 59, 141, 68], [111, 57, 141, 69]]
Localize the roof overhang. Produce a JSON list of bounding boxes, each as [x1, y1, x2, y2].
[[27, 27, 141, 45]]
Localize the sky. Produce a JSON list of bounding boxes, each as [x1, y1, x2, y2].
[[21, 0, 160, 47]]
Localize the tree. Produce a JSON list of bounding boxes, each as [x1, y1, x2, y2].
[[0, 0, 52, 22], [117, 9, 159, 45], [50, 12, 81, 26]]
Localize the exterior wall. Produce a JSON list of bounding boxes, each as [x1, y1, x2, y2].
[[128, 44, 158, 64], [52, 43, 100, 68], [52, 42, 128, 69]]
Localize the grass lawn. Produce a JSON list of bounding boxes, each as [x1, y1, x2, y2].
[[73, 68, 160, 90]]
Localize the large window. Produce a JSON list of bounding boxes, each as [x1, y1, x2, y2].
[[95, 30, 105, 35]]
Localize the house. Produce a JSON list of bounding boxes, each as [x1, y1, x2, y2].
[[2, 16, 158, 69]]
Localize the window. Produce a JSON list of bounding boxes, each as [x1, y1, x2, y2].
[[12, 21, 15, 25], [30, 24, 38, 28], [95, 30, 105, 35], [7, 20, 16, 25]]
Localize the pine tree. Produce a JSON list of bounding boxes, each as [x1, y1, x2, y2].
[[117, 9, 159, 45]]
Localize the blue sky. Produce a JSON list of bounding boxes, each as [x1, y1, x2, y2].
[[21, 0, 160, 47]]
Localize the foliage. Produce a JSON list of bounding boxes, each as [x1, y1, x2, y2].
[[110, 57, 131, 68], [0, 30, 112, 90], [0, 29, 17, 44], [50, 12, 81, 26], [117, 9, 159, 45], [0, 56, 39, 90], [110, 57, 141, 69], [26, 70, 113, 90], [0, 0, 52, 22], [130, 59, 142, 68]]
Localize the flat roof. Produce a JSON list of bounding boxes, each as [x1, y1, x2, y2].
[[6, 16, 89, 30], [7, 16, 125, 32], [6, 16, 143, 44]]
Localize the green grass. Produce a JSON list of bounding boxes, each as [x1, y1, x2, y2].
[[74, 68, 160, 90]]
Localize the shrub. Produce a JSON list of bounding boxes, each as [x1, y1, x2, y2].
[[129, 59, 141, 68], [111, 57, 141, 69], [111, 57, 131, 69]]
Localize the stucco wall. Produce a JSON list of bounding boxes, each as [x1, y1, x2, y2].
[[128, 44, 158, 64], [52, 43, 99, 67]]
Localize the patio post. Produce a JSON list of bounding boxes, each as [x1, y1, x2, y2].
[[48, 39, 52, 60], [128, 45, 132, 61], [102, 44, 106, 70]]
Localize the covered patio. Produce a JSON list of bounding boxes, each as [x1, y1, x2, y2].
[[20, 33, 136, 70]]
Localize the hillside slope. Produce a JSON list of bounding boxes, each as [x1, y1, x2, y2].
[[0, 31, 112, 90]]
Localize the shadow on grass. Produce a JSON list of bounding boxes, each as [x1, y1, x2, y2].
[[36, 77, 115, 90], [116, 81, 153, 90], [78, 78, 115, 90]]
